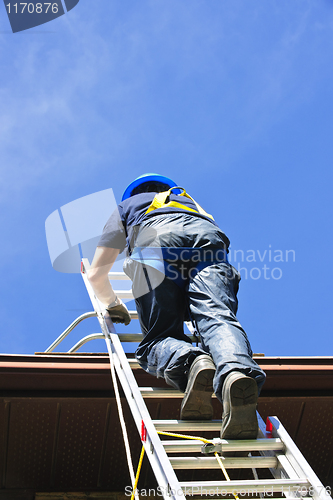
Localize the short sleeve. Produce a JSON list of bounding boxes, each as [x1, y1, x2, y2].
[[97, 207, 127, 252]]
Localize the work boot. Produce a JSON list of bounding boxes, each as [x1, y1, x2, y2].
[[180, 355, 215, 420], [220, 371, 258, 440]]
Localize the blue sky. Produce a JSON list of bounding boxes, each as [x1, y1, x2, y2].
[[0, 0, 332, 357]]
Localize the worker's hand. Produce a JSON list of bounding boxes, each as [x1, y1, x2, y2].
[[106, 297, 131, 326]]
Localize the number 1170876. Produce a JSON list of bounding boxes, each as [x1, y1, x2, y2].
[[6, 3, 59, 14]]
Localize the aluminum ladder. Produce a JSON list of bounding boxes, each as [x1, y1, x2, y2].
[[45, 259, 330, 500]]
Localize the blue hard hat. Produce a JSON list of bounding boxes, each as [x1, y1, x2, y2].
[[121, 173, 179, 201]]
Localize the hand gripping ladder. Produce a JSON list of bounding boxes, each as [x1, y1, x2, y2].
[[45, 260, 331, 500]]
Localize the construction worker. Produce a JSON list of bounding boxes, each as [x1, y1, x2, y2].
[[88, 174, 266, 439]]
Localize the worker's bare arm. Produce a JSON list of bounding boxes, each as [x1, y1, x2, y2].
[[87, 246, 120, 306]]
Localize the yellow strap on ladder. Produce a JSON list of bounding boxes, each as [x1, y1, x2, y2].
[[131, 429, 240, 500], [145, 186, 215, 221]]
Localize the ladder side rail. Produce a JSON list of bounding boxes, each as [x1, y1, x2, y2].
[[268, 416, 330, 500], [81, 262, 140, 499], [106, 332, 186, 500], [257, 413, 300, 499], [258, 414, 329, 500], [81, 260, 186, 500]]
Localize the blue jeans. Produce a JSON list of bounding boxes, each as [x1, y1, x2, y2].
[[123, 213, 266, 402]]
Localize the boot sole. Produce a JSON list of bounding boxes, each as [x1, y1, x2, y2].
[[180, 366, 215, 420], [221, 376, 258, 439]]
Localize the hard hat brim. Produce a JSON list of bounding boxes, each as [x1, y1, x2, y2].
[[121, 174, 179, 201]]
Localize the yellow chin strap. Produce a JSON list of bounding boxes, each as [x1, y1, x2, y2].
[[145, 186, 214, 220]]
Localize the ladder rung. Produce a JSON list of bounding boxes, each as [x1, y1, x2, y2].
[[118, 334, 144, 342], [114, 290, 133, 299], [141, 387, 182, 398], [140, 387, 217, 399], [108, 272, 131, 280], [128, 359, 140, 367], [162, 438, 284, 453], [179, 478, 310, 494], [170, 456, 278, 469], [153, 420, 222, 431]]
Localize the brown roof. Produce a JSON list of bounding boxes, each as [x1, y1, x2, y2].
[[0, 354, 332, 499]]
